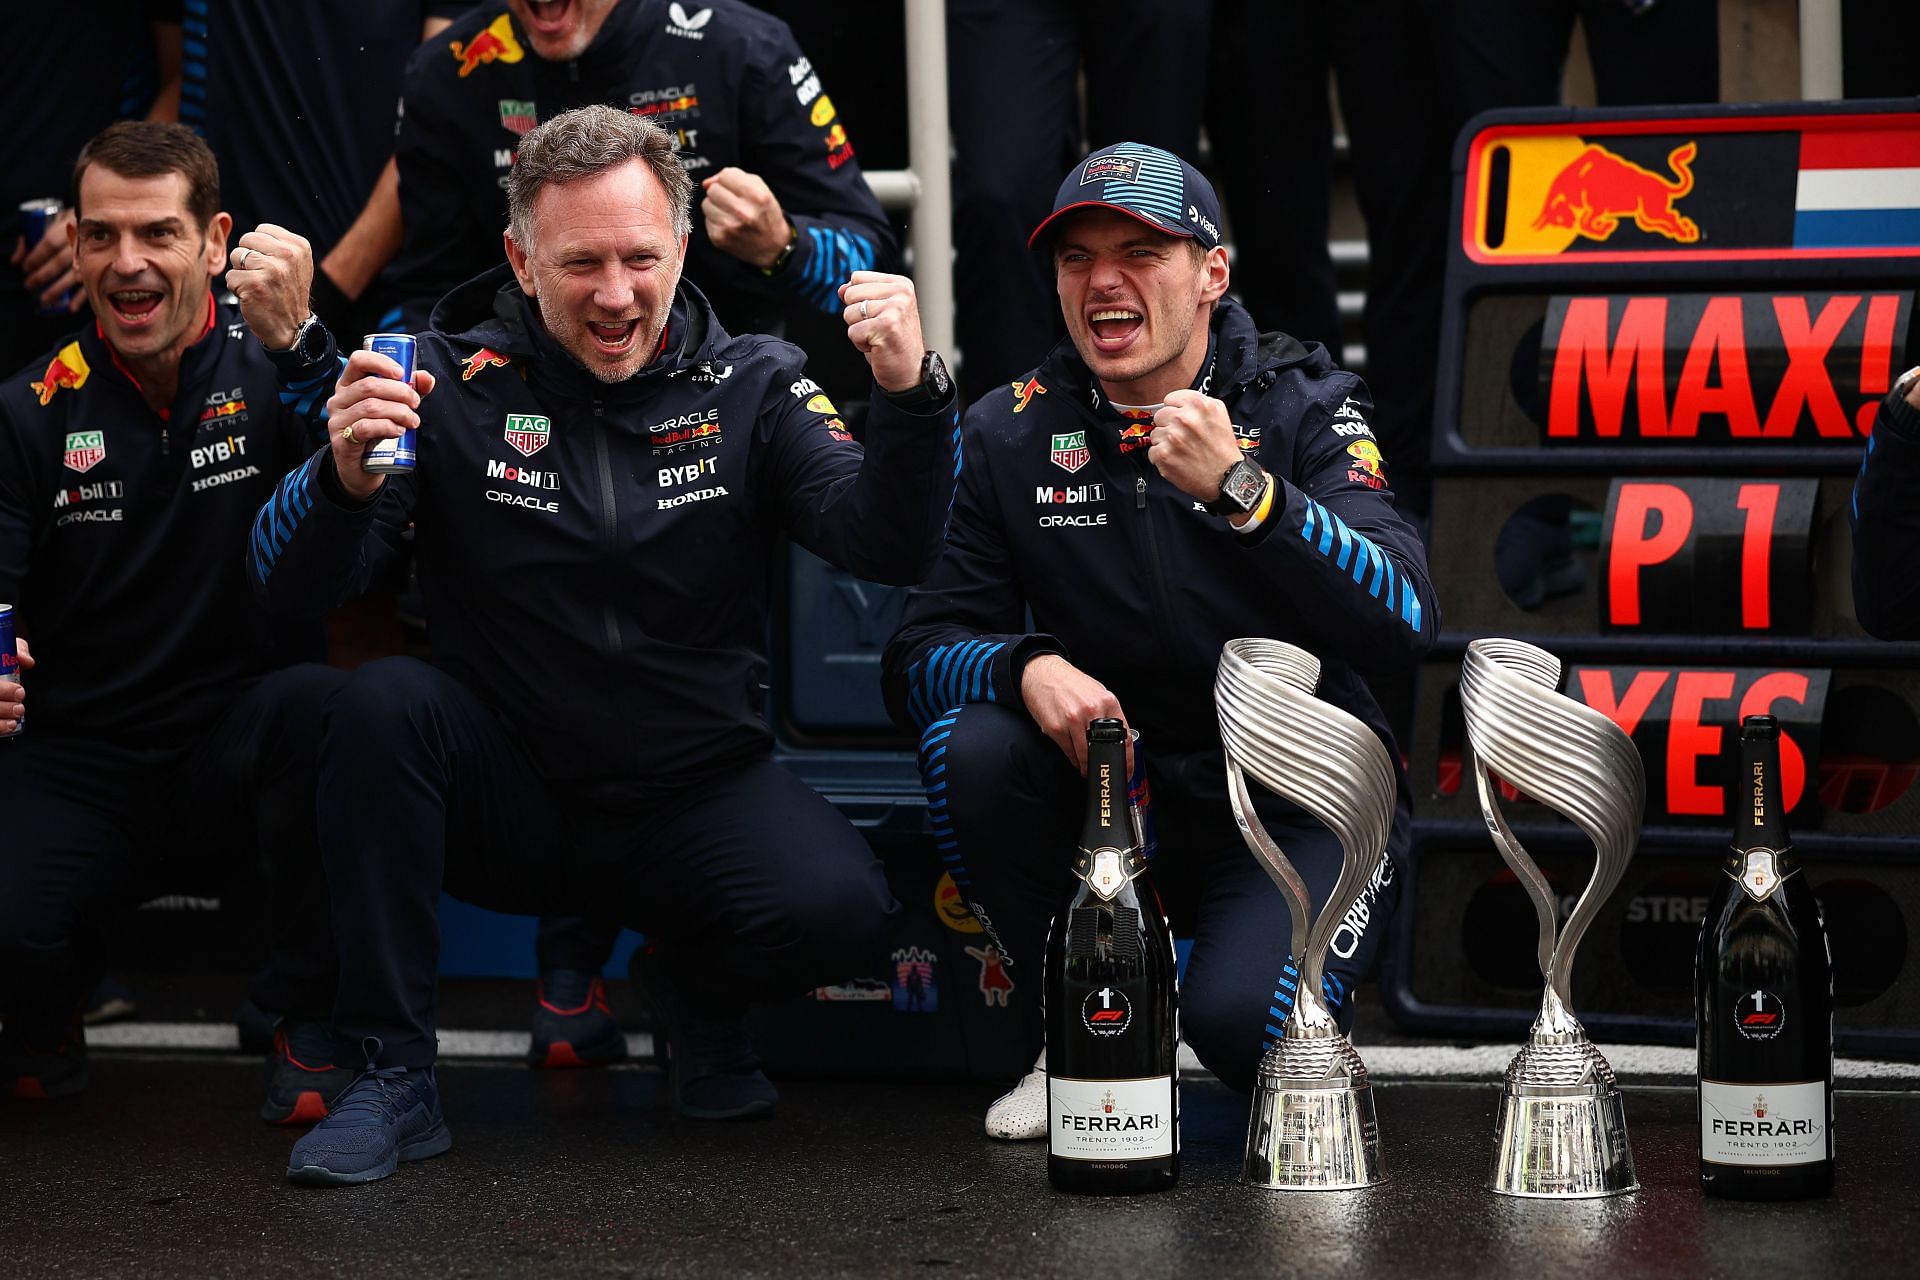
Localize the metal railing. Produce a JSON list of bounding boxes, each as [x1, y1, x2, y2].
[[860, 0, 954, 357]]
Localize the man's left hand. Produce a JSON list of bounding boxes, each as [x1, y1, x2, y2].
[[1147, 389, 1249, 502], [228, 224, 316, 351], [11, 206, 82, 313], [839, 271, 926, 393], [702, 168, 792, 270]]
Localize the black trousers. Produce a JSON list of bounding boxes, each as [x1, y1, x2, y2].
[[319, 658, 898, 1068], [1206, 0, 1449, 518], [945, 0, 1214, 401], [0, 663, 344, 1026], [921, 703, 1406, 1093], [1425, 0, 1720, 125]]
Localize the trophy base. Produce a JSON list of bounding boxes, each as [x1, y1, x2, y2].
[[1241, 1039, 1386, 1191], [1490, 1087, 1637, 1199]]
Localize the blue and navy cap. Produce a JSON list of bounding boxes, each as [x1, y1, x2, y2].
[[1028, 142, 1223, 251]]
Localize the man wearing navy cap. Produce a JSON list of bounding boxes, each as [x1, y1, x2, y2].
[[881, 143, 1439, 1137]]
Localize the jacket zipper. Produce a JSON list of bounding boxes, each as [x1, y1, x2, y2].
[[590, 400, 622, 650], [1131, 459, 1179, 662]]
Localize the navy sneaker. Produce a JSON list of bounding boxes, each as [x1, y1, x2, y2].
[[82, 977, 137, 1026], [528, 969, 628, 1069], [3, 1012, 88, 1100], [261, 1021, 356, 1126], [286, 1040, 452, 1186], [629, 945, 777, 1120]]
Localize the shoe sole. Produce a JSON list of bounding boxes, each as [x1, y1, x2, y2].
[[286, 1122, 454, 1187], [10, 1074, 88, 1100], [676, 1095, 777, 1121], [527, 1030, 629, 1070], [262, 1090, 332, 1126]]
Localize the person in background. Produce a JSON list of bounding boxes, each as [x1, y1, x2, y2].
[[1850, 366, 1920, 639], [3, 3, 180, 376]]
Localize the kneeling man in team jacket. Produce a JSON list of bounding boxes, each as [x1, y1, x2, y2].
[[0, 123, 346, 1118], [247, 106, 957, 1185], [881, 144, 1438, 1138]]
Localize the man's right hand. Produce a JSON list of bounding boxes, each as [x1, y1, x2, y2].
[[1, 636, 34, 732], [325, 349, 435, 502], [10, 207, 82, 313], [1020, 653, 1129, 775]]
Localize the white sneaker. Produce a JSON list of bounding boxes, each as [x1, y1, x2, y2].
[[984, 1049, 1047, 1141]]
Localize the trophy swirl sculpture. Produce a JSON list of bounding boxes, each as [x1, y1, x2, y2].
[[1459, 637, 1644, 1198], [1216, 638, 1396, 1190]]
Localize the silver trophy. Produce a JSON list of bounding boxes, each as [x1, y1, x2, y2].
[[1215, 638, 1397, 1191], [1459, 637, 1644, 1198]]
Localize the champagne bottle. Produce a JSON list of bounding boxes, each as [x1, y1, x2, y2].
[[1045, 717, 1179, 1194], [1696, 714, 1834, 1199]]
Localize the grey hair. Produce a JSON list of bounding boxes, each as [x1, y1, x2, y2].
[[506, 105, 694, 250]]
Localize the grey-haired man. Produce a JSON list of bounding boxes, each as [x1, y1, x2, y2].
[[246, 105, 957, 1185]]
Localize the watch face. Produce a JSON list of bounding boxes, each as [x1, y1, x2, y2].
[[1225, 460, 1264, 509], [924, 351, 952, 398]]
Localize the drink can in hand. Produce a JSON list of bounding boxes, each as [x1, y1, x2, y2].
[[19, 199, 73, 317], [361, 333, 418, 474], [0, 601, 23, 738]]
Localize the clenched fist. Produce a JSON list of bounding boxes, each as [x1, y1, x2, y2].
[[701, 167, 792, 270], [228, 224, 317, 350], [838, 271, 928, 394]]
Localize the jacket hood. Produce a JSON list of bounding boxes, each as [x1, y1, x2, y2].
[[1034, 294, 1322, 405], [428, 262, 731, 388]]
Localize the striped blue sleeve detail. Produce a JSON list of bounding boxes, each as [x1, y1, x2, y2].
[[794, 226, 876, 313], [250, 454, 320, 584], [180, 0, 210, 129], [1853, 431, 1877, 521], [277, 356, 347, 423], [906, 638, 1007, 731], [1297, 498, 1425, 633], [918, 709, 972, 885]]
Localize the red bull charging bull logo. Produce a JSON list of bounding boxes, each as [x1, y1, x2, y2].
[[1011, 376, 1047, 413], [462, 347, 512, 381], [451, 14, 524, 78], [31, 343, 90, 407], [1533, 141, 1700, 245], [1345, 439, 1386, 490]]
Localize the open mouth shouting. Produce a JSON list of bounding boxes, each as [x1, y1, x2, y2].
[[1087, 306, 1144, 354], [107, 287, 166, 329], [586, 317, 640, 356], [519, 0, 577, 38]]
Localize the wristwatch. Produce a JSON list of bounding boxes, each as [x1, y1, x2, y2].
[[274, 312, 328, 364], [1203, 457, 1268, 516], [1895, 365, 1920, 402], [760, 222, 799, 276], [881, 350, 954, 412]]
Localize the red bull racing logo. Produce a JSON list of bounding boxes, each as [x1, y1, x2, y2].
[[31, 342, 90, 407], [451, 14, 524, 78], [1345, 439, 1386, 490], [1534, 141, 1700, 245], [1116, 409, 1154, 455], [462, 347, 512, 381], [1011, 376, 1047, 414]]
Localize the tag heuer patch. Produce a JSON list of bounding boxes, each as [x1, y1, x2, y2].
[[499, 99, 537, 135], [503, 414, 551, 458], [63, 430, 106, 474], [1050, 430, 1090, 474]]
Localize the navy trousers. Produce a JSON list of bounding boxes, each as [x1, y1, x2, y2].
[[0, 663, 344, 1026], [318, 658, 898, 1068], [920, 702, 1407, 1093]]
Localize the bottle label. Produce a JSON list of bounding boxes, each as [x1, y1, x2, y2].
[[1732, 987, 1786, 1041], [1736, 849, 1783, 902], [1700, 1078, 1828, 1166], [1049, 1074, 1176, 1161]]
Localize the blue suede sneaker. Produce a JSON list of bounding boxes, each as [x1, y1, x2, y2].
[[528, 969, 628, 1069], [286, 1039, 451, 1186], [628, 945, 777, 1120]]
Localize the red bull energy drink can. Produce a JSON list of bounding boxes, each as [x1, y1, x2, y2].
[[1127, 729, 1157, 862], [1, 601, 23, 738], [19, 199, 73, 317], [361, 333, 418, 474]]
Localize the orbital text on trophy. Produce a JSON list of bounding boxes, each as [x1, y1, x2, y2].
[[1459, 637, 1644, 1199], [1215, 638, 1395, 1191]]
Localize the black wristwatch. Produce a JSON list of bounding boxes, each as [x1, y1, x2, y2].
[[274, 312, 328, 365], [881, 350, 954, 413], [1203, 457, 1268, 516]]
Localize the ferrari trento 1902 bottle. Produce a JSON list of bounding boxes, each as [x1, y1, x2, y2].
[[1696, 714, 1834, 1199], [1045, 717, 1178, 1194]]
